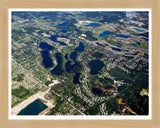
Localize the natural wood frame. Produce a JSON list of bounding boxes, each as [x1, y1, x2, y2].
[[0, 0, 160, 128]]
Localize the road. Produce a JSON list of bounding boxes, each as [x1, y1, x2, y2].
[[12, 57, 85, 115]]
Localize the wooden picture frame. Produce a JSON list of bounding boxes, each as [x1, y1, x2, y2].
[[0, 0, 160, 127]]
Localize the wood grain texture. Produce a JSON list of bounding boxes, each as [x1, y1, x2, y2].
[[0, 0, 160, 128]]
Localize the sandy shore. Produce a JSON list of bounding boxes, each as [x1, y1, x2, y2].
[[48, 79, 61, 87], [129, 26, 148, 33], [11, 89, 54, 115]]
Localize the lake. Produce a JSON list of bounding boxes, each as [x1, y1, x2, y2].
[[144, 53, 148, 59], [88, 60, 104, 75], [126, 12, 135, 15], [137, 32, 149, 41], [74, 42, 85, 52], [92, 87, 103, 95], [99, 31, 111, 38], [50, 35, 67, 45], [133, 28, 145, 32], [137, 32, 148, 38], [69, 42, 85, 63], [136, 42, 141, 45], [39, 42, 53, 50], [85, 22, 101, 27], [58, 22, 67, 27], [73, 73, 81, 84], [130, 43, 137, 46], [124, 17, 130, 21], [65, 42, 85, 74], [58, 22, 67, 33], [60, 30, 67, 33], [65, 53, 79, 73], [125, 51, 139, 56], [41, 50, 54, 68], [18, 99, 48, 115], [65, 54, 73, 72], [117, 34, 130, 38], [111, 47, 122, 52], [50, 53, 63, 75], [70, 51, 78, 63], [65, 54, 82, 73]]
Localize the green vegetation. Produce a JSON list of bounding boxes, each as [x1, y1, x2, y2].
[[63, 81, 75, 97], [85, 31, 97, 41], [12, 30, 25, 41], [140, 43, 148, 49], [12, 86, 29, 98], [118, 67, 149, 115], [85, 103, 100, 115], [11, 11, 149, 115], [51, 83, 65, 94], [109, 41, 123, 47], [93, 52, 104, 59], [45, 80, 53, 86], [49, 96, 64, 115], [72, 94, 87, 107], [12, 73, 25, 82], [109, 67, 132, 82], [105, 98, 119, 114], [25, 27, 37, 34], [99, 77, 114, 86]]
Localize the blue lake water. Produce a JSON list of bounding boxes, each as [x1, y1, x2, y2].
[[65, 61, 76, 72], [111, 47, 122, 52], [144, 53, 149, 59], [96, 42, 103, 46], [58, 22, 67, 33], [126, 12, 135, 15], [65, 53, 79, 73], [130, 43, 136, 46], [50, 53, 63, 75], [137, 32, 149, 41], [85, 23, 101, 27], [41, 50, 54, 68], [65, 54, 72, 72], [92, 87, 103, 95], [50, 35, 57, 42], [73, 73, 81, 84], [132, 52, 139, 55], [99, 31, 111, 38], [143, 38, 148, 41], [70, 51, 78, 63], [58, 22, 67, 27], [39, 42, 53, 50], [124, 17, 130, 21], [88, 60, 104, 75], [74, 42, 85, 52], [136, 42, 141, 45], [60, 30, 67, 33], [123, 50, 129, 52], [117, 34, 130, 38], [133, 28, 145, 32], [65, 42, 85, 73], [124, 51, 139, 56], [137, 32, 148, 38], [18, 99, 48, 115], [50, 35, 67, 45]]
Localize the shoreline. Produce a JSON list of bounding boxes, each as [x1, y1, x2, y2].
[[11, 89, 54, 115]]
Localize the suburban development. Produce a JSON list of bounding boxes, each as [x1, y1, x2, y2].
[[11, 11, 149, 116]]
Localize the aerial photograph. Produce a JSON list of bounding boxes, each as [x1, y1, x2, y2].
[[11, 10, 149, 117]]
